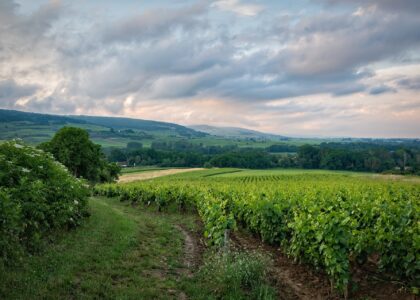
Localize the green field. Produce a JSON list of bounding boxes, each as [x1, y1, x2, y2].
[[208, 168, 368, 177], [96, 168, 420, 296], [2, 163, 419, 299]]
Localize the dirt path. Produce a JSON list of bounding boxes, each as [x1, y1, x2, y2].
[[118, 168, 204, 183], [174, 225, 199, 277], [369, 174, 420, 183], [173, 222, 205, 300]]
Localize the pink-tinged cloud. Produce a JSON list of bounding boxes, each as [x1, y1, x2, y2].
[[1, 0, 419, 137]]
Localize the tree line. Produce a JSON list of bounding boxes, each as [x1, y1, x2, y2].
[[108, 141, 420, 174]]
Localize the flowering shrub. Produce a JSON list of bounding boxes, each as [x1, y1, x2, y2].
[[0, 141, 89, 264]]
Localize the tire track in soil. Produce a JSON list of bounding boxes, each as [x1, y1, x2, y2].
[[173, 223, 205, 300], [174, 224, 198, 277]]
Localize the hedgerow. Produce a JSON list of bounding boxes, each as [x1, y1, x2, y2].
[[0, 141, 89, 265]]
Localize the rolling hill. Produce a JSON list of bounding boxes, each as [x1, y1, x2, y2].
[[189, 125, 289, 141], [1, 109, 300, 148], [0, 109, 206, 147], [1, 108, 418, 151]]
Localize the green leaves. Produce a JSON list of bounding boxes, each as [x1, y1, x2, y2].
[[40, 127, 120, 183], [0, 141, 89, 264], [96, 172, 420, 294]]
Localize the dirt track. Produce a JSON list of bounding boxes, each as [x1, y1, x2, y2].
[[118, 168, 204, 183]]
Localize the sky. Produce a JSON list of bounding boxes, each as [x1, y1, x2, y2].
[[0, 0, 419, 138]]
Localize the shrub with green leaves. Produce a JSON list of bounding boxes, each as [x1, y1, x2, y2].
[[0, 141, 89, 264]]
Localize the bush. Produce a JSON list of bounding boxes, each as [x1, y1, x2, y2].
[[0, 141, 89, 264]]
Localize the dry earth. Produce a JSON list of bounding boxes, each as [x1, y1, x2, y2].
[[118, 168, 204, 183]]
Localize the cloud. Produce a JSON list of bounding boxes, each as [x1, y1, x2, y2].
[[102, 2, 209, 43], [369, 85, 396, 95], [0, 79, 38, 107], [316, 0, 420, 13], [213, 0, 264, 16], [274, 12, 420, 77], [0, 0, 419, 137], [396, 76, 420, 91]]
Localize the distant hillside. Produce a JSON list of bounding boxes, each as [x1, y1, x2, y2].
[[71, 115, 200, 137], [1, 109, 418, 150], [0, 109, 86, 125], [190, 125, 289, 141], [0, 109, 206, 147]]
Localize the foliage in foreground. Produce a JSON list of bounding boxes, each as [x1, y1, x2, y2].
[[0, 141, 89, 264], [95, 173, 420, 294]]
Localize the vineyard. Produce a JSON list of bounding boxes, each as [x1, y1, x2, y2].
[[95, 170, 420, 295]]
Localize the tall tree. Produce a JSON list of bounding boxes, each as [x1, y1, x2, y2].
[[40, 127, 120, 182]]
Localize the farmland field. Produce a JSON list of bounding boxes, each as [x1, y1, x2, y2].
[[95, 168, 420, 298], [118, 168, 204, 183], [2, 154, 419, 299]]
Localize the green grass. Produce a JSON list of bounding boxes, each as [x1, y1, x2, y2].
[[183, 251, 277, 300], [1, 196, 276, 299], [0, 197, 195, 299]]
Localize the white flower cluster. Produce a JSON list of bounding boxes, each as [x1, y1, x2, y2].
[[21, 167, 30, 173]]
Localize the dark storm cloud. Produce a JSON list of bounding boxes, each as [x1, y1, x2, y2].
[[0, 79, 38, 107]]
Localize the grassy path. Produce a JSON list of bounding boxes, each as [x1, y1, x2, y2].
[[1, 196, 277, 300], [1, 197, 198, 299]]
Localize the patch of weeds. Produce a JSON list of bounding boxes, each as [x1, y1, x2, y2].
[[184, 250, 277, 300]]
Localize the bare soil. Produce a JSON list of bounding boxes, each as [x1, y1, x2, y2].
[[368, 174, 420, 183], [174, 220, 206, 300], [174, 224, 203, 277], [118, 168, 204, 183]]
